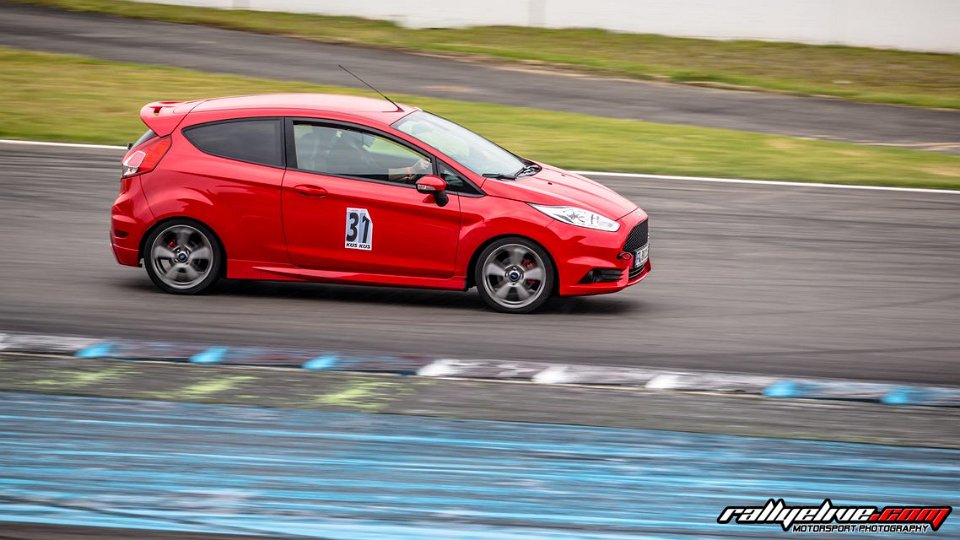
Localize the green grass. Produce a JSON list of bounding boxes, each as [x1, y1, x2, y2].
[[2, 47, 959, 189], [13, 0, 960, 109]]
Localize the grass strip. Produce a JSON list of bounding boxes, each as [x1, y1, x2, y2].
[[12, 0, 960, 109], [1, 47, 958, 189]]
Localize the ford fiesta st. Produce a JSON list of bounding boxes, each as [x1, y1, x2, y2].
[[111, 94, 650, 313]]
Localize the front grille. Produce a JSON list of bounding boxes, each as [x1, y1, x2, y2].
[[623, 219, 649, 252]]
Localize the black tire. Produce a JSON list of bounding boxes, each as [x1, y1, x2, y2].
[[474, 236, 555, 313], [143, 219, 222, 295]]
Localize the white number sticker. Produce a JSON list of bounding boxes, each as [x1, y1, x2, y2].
[[345, 208, 373, 250]]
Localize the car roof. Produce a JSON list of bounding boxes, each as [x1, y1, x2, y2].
[[190, 93, 416, 124]]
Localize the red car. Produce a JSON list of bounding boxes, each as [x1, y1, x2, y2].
[[112, 94, 649, 313]]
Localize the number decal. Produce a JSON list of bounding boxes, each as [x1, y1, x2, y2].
[[346, 214, 359, 242], [345, 208, 373, 250]]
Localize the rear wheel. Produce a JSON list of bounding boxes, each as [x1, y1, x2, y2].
[[475, 237, 554, 313], [144, 219, 222, 294]]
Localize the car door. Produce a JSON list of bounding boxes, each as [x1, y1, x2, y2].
[[281, 120, 461, 278]]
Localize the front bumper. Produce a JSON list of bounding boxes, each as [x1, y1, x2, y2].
[[550, 208, 651, 296]]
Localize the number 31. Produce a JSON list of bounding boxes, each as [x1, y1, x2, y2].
[[346, 208, 372, 246]]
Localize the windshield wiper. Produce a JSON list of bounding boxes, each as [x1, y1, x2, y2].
[[514, 162, 542, 178], [482, 163, 540, 180]]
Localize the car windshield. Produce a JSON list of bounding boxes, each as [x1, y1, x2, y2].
[[392, 111, 525, 177]]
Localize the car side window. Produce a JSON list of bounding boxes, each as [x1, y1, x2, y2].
[[293, 122, 432, 186], [183, 118, 283, 167], [439, 163, 480, 195]]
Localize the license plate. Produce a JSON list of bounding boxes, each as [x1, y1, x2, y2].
[[634, 244, 649, 269]]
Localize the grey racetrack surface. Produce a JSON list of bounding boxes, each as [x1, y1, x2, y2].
[[2, 142, 959, 385], [1, 1, 958, 152]]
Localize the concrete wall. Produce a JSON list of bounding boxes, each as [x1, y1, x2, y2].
[[142, 0, 960, 54]]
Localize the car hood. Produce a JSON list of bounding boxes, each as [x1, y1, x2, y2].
[[481, 164, 637, 220]]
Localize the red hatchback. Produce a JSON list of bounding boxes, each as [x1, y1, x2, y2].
[[112, 94, 650, 313]]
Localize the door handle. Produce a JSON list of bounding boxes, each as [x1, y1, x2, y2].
[[292, 184, 328, 197]]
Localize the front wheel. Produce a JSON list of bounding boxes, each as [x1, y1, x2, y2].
[[144, 219, 222, 294], [475, 237, 555, 313]]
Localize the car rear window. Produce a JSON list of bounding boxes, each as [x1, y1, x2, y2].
[[183, 118, 283, 167], [132, 129, 156, 149]]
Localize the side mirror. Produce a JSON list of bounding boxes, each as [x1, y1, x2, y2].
[[415, 175, 446, 194], [415, 175, 449, 207]]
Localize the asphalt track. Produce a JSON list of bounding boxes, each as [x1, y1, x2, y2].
[[2, 392, 958, 539], [0, 1, 958, 152], [2, 142, 959, 385]]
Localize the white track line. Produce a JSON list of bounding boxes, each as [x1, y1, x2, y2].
[[2, 138, 957, 195], [0, 139, 127, 151], [575, 170, 960, 195]]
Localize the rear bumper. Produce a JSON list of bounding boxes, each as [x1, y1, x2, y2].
[[551, 208, 651, 297], [111, 239, 141, 266], [110, 211, 143, 266], [110, 177, 152, 267]]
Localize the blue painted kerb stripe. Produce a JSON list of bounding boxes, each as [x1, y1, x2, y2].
[[74, 341, 115, 359], [882, 388, 921, 405], [880, 387, 960, 406], [190, 346, 228, 365], [303, 354, 339, 371], [763, 380, 804, 398]]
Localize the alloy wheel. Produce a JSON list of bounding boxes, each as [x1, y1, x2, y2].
[[480, 243, 548, 310], [149, 224, 215, 290]]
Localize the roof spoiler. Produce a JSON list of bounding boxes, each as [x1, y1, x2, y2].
[[139, 100, 201, 136]]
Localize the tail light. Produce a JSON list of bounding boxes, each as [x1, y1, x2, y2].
[[122, 136, 171, 178]]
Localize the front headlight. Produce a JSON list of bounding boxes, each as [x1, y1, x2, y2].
[[529, 204, 620, 232]]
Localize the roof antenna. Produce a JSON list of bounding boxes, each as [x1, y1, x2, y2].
[[338, 65, 402, 112]]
